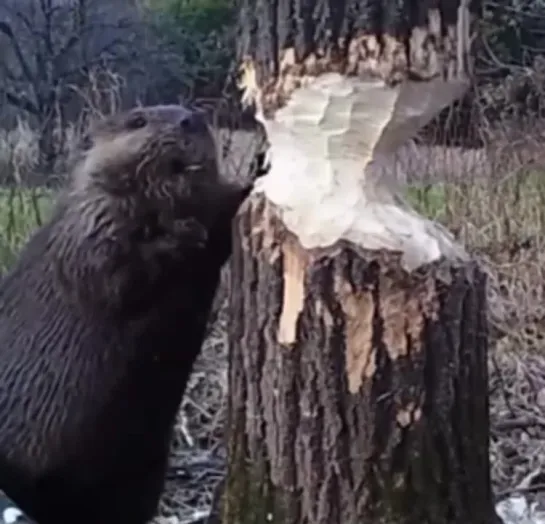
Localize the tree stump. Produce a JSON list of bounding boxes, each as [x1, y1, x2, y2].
[[218, 1, 497, 523]]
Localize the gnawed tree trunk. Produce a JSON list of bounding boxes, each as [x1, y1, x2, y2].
[[217, 1, 497, 523]]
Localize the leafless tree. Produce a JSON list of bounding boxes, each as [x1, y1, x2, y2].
[[0, 0, 145, 169]]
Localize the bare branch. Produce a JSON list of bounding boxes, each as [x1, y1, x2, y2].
[[0, 60, 19, 83], [52, 19, 134, 65], [0, 21, 35, 84], [4, 90, 39, 115]]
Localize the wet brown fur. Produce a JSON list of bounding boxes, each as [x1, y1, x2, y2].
[[0, 105, 252, 524]]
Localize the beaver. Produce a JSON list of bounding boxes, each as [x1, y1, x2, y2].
[[0, 104, 253, 524]]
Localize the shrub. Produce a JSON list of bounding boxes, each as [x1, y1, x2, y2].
[[146, 0, 237, 98]]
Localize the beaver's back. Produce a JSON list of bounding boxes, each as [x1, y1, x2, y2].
[[0, 102, 252, 524], [0, 214, 218, 524]]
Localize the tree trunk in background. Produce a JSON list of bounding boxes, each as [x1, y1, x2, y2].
[[217, 1, 497, 523]]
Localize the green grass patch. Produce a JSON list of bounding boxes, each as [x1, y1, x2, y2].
[[405, 170, 545, 247], [1, 171, 545, 273], [406, 183, 449, 221], [0, 187, 54, 271]]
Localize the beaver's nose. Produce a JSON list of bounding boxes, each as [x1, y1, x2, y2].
[[179, 110, 208, 133]]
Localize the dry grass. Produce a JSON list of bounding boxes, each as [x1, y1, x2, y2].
[[2, 107, 545, 522]]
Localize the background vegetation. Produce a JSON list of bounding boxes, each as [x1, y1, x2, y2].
[[3, 0, 545, 522]]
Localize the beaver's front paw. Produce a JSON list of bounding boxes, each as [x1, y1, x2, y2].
[[173, 217, 209, 248]]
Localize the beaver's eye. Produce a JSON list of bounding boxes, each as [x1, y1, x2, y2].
[[179, 112, 207, 133], [126, 114, 147, 130]]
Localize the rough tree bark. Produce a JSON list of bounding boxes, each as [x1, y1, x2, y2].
[[216, 1, 497, 523]]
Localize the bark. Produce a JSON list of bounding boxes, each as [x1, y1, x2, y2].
[[237, 0, 481, 116], [236, 0, 482, 144], [219, 194, 496, 524]]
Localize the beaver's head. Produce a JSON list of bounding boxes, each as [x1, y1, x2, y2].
[[73, 105, 222, 210], [48, 105, 253, 311]]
